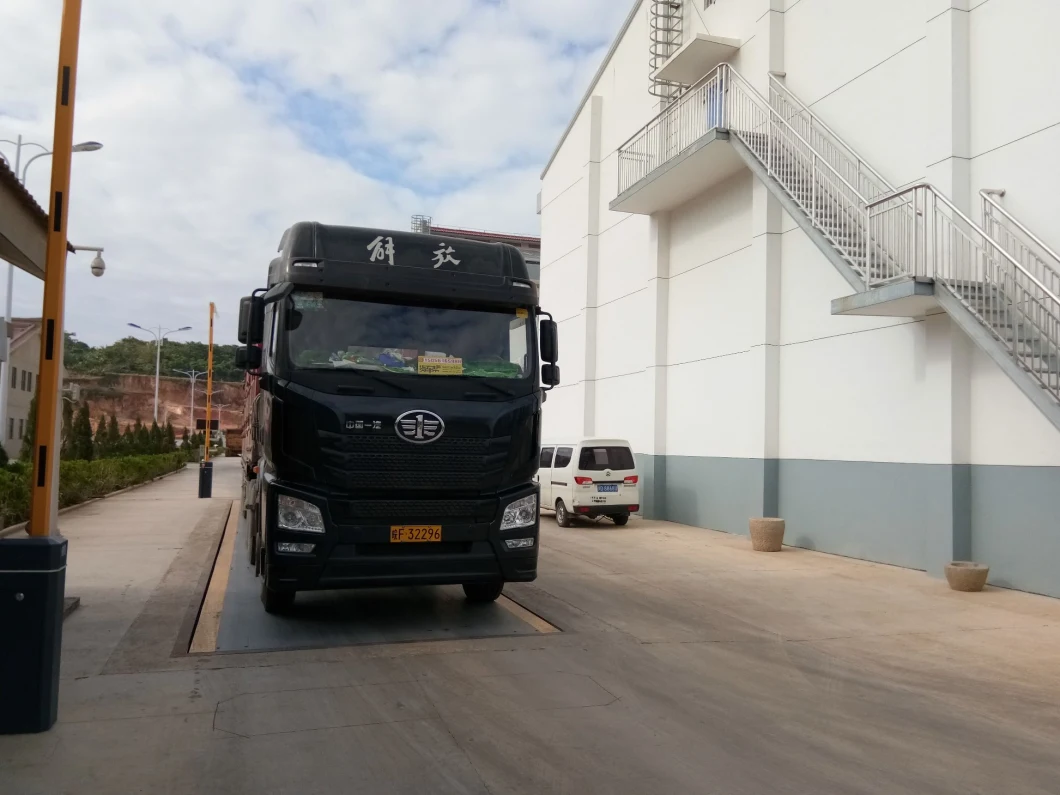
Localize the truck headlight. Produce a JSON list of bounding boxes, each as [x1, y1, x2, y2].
[[277, 495, 325, 533], [500, 494, 537, 531]]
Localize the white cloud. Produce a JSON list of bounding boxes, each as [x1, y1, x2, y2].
[[0, 0, 632, 345]]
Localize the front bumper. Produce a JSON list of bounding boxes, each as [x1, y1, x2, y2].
[[261, 481, 539, 592]]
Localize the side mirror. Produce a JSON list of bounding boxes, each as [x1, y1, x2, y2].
[[541, 363, 561, 387], [238, 295, 266, 346], [236, 345, 262, 371], [539, 318, 558, 364]]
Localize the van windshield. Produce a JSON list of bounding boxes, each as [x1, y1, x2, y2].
[[578, 446, 635, 471]]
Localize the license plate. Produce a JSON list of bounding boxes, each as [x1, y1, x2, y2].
[[390, 525, 442, 543], [597, 484, 618, 493]]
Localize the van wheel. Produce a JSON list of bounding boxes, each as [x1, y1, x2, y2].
[[462, 581, 504, 603], [612, 513, 630, 526], [555, 500, 572, 527]]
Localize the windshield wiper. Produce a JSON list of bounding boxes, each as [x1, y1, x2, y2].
[[348, 370, 412, 394], [450, 376, 514, 398]]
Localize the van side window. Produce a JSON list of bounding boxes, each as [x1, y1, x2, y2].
[[554, 447, 573, 468], [539, 447, 555, 468]]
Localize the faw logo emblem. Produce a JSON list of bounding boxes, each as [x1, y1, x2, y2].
[[395, 410, 445, 444]]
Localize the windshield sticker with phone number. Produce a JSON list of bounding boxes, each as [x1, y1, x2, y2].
[[418, 356, 464, 375]]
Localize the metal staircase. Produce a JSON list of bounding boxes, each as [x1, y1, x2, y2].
[[695, 63, 1060, 429], [616, 63, 1060, 427]]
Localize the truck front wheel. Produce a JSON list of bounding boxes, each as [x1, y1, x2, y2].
[[462, 581, 504, 603], [262, 581, 295, 614], [247, 505, 259, 568], [261, 558, 295, 613]]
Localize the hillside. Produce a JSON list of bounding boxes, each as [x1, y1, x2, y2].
[[65, 333, 242, 383], [68, 373, 243, 433], [63, 333, 244, 433]]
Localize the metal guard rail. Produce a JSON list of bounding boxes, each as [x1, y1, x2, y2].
[[618, 63, 868, 205], [868, 183, 1060, 305]]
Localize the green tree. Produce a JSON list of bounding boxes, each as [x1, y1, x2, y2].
[[94, 413, 109, 458], [135, 419, 150, 455], [106, 415, 121, 456], [63, 332, 92, 372], [163, 421, 176, 453], [122, 424, 135, 455], [181, 427, 190, 449], [60, 398, 75, 458], [149, 420, 163, 454], [20, 394, 37, 462], [72, 404, 94, 461]]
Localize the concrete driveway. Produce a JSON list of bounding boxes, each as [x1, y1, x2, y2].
[[1, 460, 1058, 794]]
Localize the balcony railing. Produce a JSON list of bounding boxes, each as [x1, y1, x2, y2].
[[617, 68, 727, 194]]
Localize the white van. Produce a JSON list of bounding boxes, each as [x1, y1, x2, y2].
[[537, 438, 640, 527]]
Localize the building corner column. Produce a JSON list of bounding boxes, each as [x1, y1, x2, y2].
[[582, 96, 604, 437], [922, 1, 974, 576], [643, 211, 671, 520], [750, 180, 783, 523]]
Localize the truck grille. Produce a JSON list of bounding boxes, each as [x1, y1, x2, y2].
[[329, 498, 498, 524], [316, 431, 510, 492]]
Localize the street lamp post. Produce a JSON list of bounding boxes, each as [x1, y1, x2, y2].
[[174, 368, 206, 437], [127, 324, 192, 423], [0, 136, 102, 464]]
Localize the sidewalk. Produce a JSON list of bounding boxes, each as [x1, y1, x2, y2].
[[1, 458, 1058, 794]]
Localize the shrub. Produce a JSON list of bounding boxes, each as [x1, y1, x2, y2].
[[0, 452, 190, 529]]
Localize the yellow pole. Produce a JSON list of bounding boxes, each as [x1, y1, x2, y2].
[[204, 303, 215, 462], [29, 0, 84, 537]]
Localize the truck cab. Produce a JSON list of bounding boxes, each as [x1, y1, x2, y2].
[[236, 222, 559, 613]]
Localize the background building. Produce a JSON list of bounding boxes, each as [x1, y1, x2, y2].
[[411, 215, 540, 283], [540, 0, 1060, 597], [2, 317, 40, 460]]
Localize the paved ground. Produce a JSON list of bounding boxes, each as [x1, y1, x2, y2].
[[2, 457, 1059, 794]]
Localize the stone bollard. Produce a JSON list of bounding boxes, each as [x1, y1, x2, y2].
[[944, 561, 990, 592], [749, 517, 785, 552]]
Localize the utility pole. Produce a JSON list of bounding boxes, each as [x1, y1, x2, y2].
[[27, 0, 84, 537], [198, 303, 216, 498], [1, 0, 83, 737]]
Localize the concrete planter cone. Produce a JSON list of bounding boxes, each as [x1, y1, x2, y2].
[[749, 518, 785, 552], [945, 561, 990, 592]]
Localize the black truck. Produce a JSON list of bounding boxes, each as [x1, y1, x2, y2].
[[235, 222, 559, 613]]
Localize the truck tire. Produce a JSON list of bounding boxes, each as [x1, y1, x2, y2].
[[247, 505, 259, 567], [612, 513, 630, 526], [261, 577, 295, 614], [462, 581, 504, 603], [555, 499, 572, 528]]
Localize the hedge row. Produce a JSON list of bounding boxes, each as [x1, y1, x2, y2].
[[0, 452, 190, 529]]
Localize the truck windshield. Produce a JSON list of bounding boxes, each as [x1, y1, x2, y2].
[[285, 292, 532, 379]]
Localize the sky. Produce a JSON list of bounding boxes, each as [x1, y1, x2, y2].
[[0, 0, 632, 346]]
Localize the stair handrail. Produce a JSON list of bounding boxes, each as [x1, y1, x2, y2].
[[768, 74, 895, 195], [616, 63, 871, 205], [980, 189, 1060, 271], [869, 183, 1060, 305], [720, 65, 870, 204]]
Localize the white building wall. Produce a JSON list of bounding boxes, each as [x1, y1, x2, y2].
[[541, 0, 1060, 596]]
